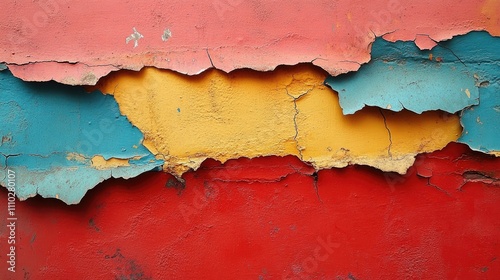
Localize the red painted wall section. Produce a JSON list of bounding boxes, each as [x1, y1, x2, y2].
[[1, 143, 499, 279]]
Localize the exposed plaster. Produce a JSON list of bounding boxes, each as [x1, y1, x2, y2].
[[161, 28, 172, 42], [126, 27, 144, 48]]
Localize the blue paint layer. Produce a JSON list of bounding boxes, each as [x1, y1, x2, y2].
[[0, 70, 163, 204], [325, 34, 481, 115], [450, 33, 500, 154], [326, 31, 499, 155]]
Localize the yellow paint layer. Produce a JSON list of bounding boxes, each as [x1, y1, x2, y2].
[[94, 65, 461, 176], [91, 156, 130, 170]]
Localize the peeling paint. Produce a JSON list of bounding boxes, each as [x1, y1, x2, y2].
[[91, 156, 131, 170], [0, 1, 498, 84], [0, 70, 163, 204], [93, 64, 461, 177], [450, 32, 500, 155], [126, 27, 144, 48], [459, 87, 500, 155], [325, 32, 495, 115], [161, 28, 172, 42], [7, 62, 119, 86], [2, 143, 499, 279]]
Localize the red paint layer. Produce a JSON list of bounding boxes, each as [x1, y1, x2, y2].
[[1, 143, 499, 279], [0, 0, 498, 84]]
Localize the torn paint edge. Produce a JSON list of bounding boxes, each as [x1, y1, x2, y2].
[[2, 29, 499, 86]]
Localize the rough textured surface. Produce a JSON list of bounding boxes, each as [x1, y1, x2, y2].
[[0, 70, 162, 204], [325, 32, 486, 114], [0, 0, 498, 84], [451, 32, 500, 155], [325, 31, 499, 156], [459, 88, 500, 155], [1, 143, 498, 279], [93, 65, 461, 177]]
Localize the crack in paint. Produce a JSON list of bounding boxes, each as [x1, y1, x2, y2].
[[0, 153, 20, 185], [206, 49, 215, 68], [436, 42, 467, 67], [212, 172, 295, 184], [288, 163, 322, 203], [286, 88, 310, 161], [425, 178, 452, 197], [1, 1, 499, 85], [93, 65, 462, 177], [378, 109, 392, 158], [312, 171, 323, 203], [462, 171, 500, 185]]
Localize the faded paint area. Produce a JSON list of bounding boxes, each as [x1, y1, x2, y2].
[[93, 65, 461, 177], [1, 143, 499, 279], [0, 70, 163, 204], [0, 64, 6, 71], [325, 32, 494, 115], [0, 0, 498, 84]]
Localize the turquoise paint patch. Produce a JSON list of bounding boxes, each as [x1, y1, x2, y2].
[[326, 33, 483, 115], [0, 64, 6, 71], [447, 32, 500, 154], [459, 86, 499, 154], [326, 31, 499, 155], [0, 70, 163, 204]]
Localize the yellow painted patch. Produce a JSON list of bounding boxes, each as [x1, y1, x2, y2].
[[94, 65, 461, 176], [91, 156, 131, 170]]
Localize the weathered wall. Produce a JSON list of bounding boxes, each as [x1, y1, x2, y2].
[[1, 0, 499, 84], [0, 0, 499, 279], [1, 143, 499, 279]]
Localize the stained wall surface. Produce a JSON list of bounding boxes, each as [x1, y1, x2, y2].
[[0, 0, 499, 279]]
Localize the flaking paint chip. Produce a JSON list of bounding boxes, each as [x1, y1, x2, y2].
[[126, 27, 143, 48], [162, 29, 172, 42]]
